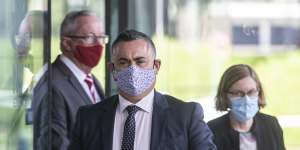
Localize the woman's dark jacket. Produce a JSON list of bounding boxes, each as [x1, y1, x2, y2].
[[207, 112, 285, 150]]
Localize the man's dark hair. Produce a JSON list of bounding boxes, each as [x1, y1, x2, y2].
[[111, 29, 156, 58]]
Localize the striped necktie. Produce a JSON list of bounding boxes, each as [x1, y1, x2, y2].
[[84, 74, 96, 103]]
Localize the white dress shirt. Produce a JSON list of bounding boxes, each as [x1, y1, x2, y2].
[[60, 55, 101, 103], [112, 90, 154, 150]]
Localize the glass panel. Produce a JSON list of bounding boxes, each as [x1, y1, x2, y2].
[[1, 0, 106, 149], [0, 0, 48, 149], [127, 0, 300, 149], [44, 0, 106, 149]]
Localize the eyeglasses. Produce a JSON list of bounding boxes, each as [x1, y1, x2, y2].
[[227, 89, 259, 99], [15, 32, 32, 47], [66, 33, 109, 45]]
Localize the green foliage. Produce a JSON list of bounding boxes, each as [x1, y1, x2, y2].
[[155, 37, 214, 100], [283, 127, 300, 149]]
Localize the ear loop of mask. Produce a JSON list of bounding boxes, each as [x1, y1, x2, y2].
[[111, 63, 118, 81], [153, 60, 158, 74], [152, 61, 155, 69], [112, 63, 117, 74]]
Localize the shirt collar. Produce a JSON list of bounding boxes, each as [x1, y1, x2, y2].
[[118, 89, 154, 113], [60, 54, 91, 80]]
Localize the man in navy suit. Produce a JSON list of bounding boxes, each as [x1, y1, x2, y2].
[[69, 29, 216, 150]]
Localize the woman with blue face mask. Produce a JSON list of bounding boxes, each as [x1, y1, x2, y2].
[[207, 64, 285, 150]]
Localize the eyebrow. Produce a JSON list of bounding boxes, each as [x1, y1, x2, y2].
[[117, 56, 146, 60], [117, 58, 129, 62], [229, 88, 257, 92], [133, 57, 146, 61]]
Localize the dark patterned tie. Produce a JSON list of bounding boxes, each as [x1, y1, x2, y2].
[[121, 105, 140, 150]]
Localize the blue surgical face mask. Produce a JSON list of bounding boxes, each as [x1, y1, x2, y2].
[[229, 96, 259, 123], [114, 65, 156, 96]]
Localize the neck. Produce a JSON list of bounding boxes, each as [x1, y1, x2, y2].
[[119, 84, 155, 104], [229, 113, 253, 132], [77, 63, 92, 74], [63, 53, 91, 74], [119, 92, 144, 104]]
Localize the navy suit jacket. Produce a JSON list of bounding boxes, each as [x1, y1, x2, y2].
[[69, 91, 216, 150], [32, 56, 105, 150]]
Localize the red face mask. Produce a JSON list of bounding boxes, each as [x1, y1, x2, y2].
[[73, 45, 103, 68]]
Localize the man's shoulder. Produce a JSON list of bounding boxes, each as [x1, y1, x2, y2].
[[158, 93, 203, 117], [78, 95, 118, 114], [162, 93, 201, 109], [35, 60, 68, 83], [51, 60, 69, 78]]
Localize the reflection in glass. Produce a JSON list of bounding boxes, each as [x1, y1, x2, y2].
[[0, 0, 47, 148]]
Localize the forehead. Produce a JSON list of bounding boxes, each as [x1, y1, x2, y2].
[[18, 17, 32, 34], [230, 76, 257, 91], [114, 39, 152, 59], [74, 16, 104, 34]]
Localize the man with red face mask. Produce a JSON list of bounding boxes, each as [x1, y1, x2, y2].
[[32, 10, 107, 150]]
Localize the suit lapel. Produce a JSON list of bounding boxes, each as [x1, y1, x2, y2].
[[92, 75, 105, 100], [150, 91, 169, 150], [53, 56, 92, 105], [69, 76, 92, 104], [101, 96, 118, 150]]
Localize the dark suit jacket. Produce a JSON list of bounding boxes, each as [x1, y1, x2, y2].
[[207, 112, 285, 150], [68, 91, 216, 150], [32, 56, 105, 150]]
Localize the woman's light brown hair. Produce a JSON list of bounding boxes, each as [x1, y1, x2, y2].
[[215, 64, 266, 111]]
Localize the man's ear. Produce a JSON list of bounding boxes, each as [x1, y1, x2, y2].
[[108, 62, 117, 81], [153, 59, 161, 74], [61, 37, 72, 52]]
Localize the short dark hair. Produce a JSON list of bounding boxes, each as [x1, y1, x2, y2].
[[215, 64, 266, 111], [111, 29, 156, 58]]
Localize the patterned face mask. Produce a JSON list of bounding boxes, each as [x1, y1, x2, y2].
[[114, 65, 156, 96]]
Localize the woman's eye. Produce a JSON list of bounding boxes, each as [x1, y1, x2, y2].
[[238, 92, 244, 96]]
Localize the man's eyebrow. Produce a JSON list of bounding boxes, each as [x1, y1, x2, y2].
[[133, 57, 146, 60], [117, 56, 146, 62], [117, 58, 129, 62]]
